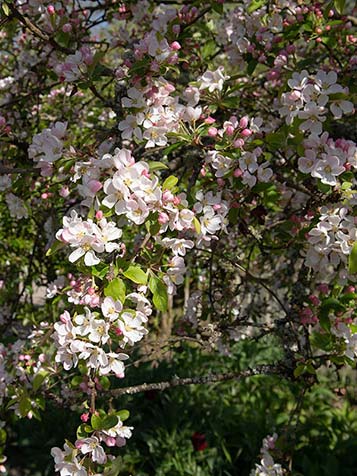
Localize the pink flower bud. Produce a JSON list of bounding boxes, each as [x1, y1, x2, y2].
[[233, 168, 243, 177], [208, 127, 218, 137], [90, 296, 100, 307], [47, 5, 55, 15], [308, 295, 320, 306], [59, 186, 70, 198], [60, 311, 70, 323], [95, 210, 103, 220], [62, 23, 72, 33], [173, 196, 181, 206], [105, 437, 117, 447], [41, 193, 49, 200], [171, 41, 181, 51], [162, 190, 174, 202], [200, 167, 206, 176], [234, 138, 245, 148], [80, 413, 90, 423], [225, 125, 235, 136], [239, 117, 249, 129], [317, 284, 329, 295], [241, 128, 252, 137], [217, 178, 225, 187], [158, 212, 169, 225], [345, 285, 355, 294], [204, 116, 216, 125], [115, 328, 123, 336]]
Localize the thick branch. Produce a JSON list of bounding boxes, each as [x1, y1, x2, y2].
[[110, 364, 289, 396], [0, 165, 38, 175]]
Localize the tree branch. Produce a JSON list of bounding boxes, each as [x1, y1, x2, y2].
[[110, 364, 290, 396], [8, 4, 74, 55]]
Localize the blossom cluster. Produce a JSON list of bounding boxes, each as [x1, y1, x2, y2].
[[305, 205, 357, 276], [298, 132, 356, 186], [280, 70, 353, 135], [55, 46, 94, 83], [28, 121, 67, 176], [52, 292, 151, 375], [52, 414, 133, 476]]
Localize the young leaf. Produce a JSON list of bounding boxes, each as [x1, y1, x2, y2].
[[104, 278, 126, 302], [149, 275, 168, 311], [101, 415, 119, 430], [348, 242, 357, 274], [115, 409, 130, 421], [32, 370, 48, 393], [123, 265, 148, 285], [162, 175, 178, 190], [193, 217, 201, 234]]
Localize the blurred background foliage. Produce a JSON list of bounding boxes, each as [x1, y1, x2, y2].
[[5, 338, 357, 476]]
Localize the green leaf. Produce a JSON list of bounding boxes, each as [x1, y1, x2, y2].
[[99, 376, 111, 390], [2, 3, 10, 15], [77, 424, 92, 439], [103, 456, 122, 476], [221, 440, 232, 463], [0, 428, 6, 446], [334, 0, 345, 14], [104, 278, 126, 303], [123, 265, 148, 285], [247, 0, 266, 13], [162, 141, 184, 156], [319, 311, 331, 332], [321, 297, 345, 313], [348, 242, 357, 274], [148, 161, 169, 171], [91, 414, 118, 431], [265, 131, 286, 150], [115, 409, 130, 422], [101, 415, 119, 430], [92, 264, 110, 280], [19, 395, 32, 418], [212, 2, 224, 14], [162, 175, 178, 190], [149, 275, 168, 312], [193, 217, 201, 234], [91, 414, 102, 430], [71, 376, 83, 387], [247, 59, 258, 75], [294, 364, 306, 378], [32, 371, 48, 392], [45, 240, 66, 257]]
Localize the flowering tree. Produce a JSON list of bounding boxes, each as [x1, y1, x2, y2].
[[0, 0, 356, 474]]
